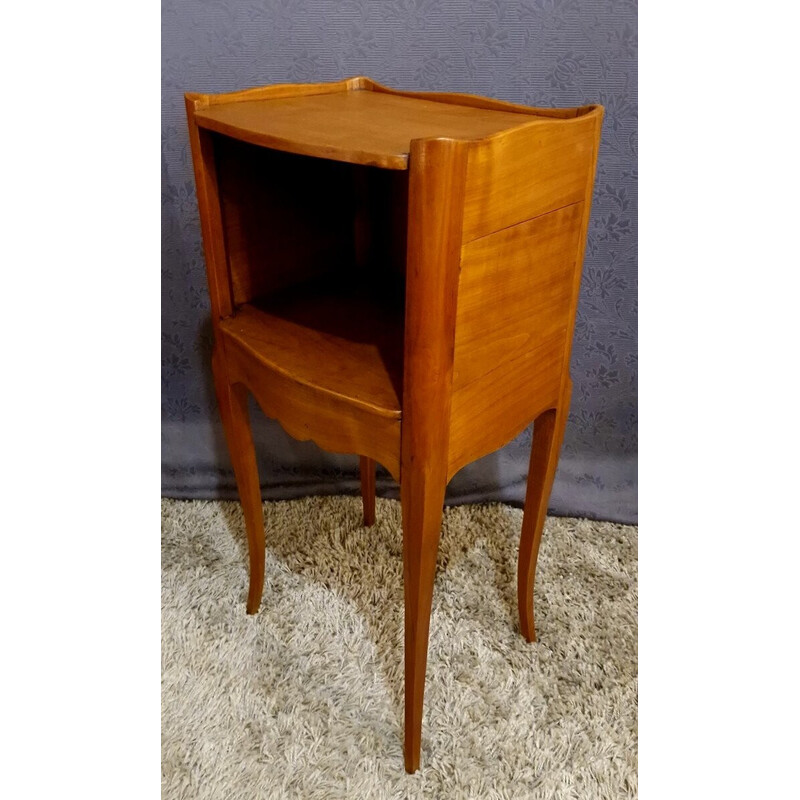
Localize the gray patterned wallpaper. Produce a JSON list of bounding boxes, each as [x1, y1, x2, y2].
[[161, 0, 637, 523]]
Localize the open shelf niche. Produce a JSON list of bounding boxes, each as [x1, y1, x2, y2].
[[212, 134, 408, 417]]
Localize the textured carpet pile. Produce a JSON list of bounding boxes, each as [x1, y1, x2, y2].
[[161, 497, 637, 799]]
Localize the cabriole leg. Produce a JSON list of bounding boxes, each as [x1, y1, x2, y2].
[[212, 346, 266, 615], [518, 379, 572, 642]]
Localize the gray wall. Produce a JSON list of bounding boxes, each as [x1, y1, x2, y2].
[[161, 0, 637, 523]]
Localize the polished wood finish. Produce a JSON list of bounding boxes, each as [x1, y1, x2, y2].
[[401, 137, 468, 772], [221, 290, 403, 418], [461, 114, 598, 242], [219, 283, 403, 482], [185, 77, 603, 773], [448, 203, 583, 479], [518, 378, 572, 642], [364, 76, 589, 119], [184, 100, 233, 321], [211, 346, 265, 614], [194, 85, 538, 170], [359, 456, 376, 527]]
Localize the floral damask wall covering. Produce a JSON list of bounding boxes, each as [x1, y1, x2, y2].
[[162, 0, 637, 523]]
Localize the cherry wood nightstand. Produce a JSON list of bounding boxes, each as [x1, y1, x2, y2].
[[185, 76, 602, 772]]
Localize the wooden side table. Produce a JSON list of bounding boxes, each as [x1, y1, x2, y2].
[[185, 76, 603, 772]]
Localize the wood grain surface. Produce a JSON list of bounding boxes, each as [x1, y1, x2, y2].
[[185, 77, 603, 774]]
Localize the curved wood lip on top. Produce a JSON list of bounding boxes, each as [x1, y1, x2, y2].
[[186, 76, 602, 170]]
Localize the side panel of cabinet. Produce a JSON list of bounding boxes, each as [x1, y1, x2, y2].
[[447, 112, 603, 479], [448, 204, 583, 477], [460, 114, 597, 243]]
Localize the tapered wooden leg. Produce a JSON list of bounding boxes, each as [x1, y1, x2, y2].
[[212, 347, 265, 615], [518, 379, 572, 642], [400, 465, 447, 773], [359, 456, 376, 527]]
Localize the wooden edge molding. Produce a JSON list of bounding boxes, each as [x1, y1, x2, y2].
[[225, 344, 402, 482], [363, 76, 598, 120], [183, 76, 364, 107], [184, 76, 600, 122], [556, 107, 605, 394], [220, 321, 402, 421], [184, 96, 235, 320]]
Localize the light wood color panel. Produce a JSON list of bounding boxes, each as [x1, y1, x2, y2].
[[448, 336, 564, 481], [220, 293, 402, 418], [462, 113, 598, 242], [453, 203, 582, 387], [218, 282, 404, 481], [190, 74, 593, 118], [223, 331, 402, 482], [447, 203, 584, 478], [193, 85, 547, 170]]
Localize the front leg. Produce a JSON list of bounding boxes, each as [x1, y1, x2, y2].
[[212, 345, 266, 615], [400, 461, 447, 773]]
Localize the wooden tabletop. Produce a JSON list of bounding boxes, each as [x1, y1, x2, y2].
[[193, 88, 538, 169]]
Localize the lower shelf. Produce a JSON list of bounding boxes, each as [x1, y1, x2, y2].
[[219, 282, 404, 419]]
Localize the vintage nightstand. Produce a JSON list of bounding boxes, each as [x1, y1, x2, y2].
[[185, 76, 602, 772]]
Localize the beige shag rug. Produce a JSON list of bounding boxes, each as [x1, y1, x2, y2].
[[162, 497, 637, 799]]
